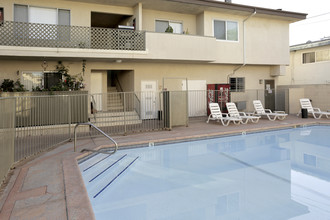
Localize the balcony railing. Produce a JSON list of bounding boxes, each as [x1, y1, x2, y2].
[[0, 21, 146, 51]]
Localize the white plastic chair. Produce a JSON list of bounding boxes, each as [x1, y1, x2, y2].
[[207, 103, 242, 126], [298, 98, 330, 119], [226, 102, 260, 124], [253, 100, 287, 121]]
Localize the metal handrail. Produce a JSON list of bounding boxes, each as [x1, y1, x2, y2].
[[74, 122, 118, 155]]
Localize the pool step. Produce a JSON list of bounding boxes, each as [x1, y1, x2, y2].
[[79, 153, 139, 199]]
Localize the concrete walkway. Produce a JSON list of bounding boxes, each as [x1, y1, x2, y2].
[[0, 116, 329, 219]]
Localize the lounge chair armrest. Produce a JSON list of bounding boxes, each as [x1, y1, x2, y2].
[[264, 109, 272, 113], [238, 112, 247, 116], [274, 111, 286, 114], [313, 108, 321, 112]]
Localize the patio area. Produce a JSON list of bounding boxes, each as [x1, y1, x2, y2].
[[0, 115, 329, 219]]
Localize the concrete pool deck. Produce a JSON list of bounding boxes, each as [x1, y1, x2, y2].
[[0, 115, 329, 219]]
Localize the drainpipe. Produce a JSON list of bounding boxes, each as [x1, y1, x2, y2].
[[227, 9, 257, 83]]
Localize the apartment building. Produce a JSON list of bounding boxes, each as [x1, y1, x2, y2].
[[279, 38, 330, 85], [0, 0, 306, 98]]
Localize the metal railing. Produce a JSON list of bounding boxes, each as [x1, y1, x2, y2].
[[0, 97, 16, 184], [1, 87, 330, 175], [0, 20, 146, 51], [74, 122, 118, 154]]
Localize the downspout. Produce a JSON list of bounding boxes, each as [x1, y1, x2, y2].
[[227, 9, 257, 83]]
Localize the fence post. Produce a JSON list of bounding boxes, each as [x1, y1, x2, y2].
[[68, 95, 72, 141], [124, 92, 127, 135]]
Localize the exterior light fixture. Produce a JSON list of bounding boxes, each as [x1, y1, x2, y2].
[[41, 60, 48, 71]]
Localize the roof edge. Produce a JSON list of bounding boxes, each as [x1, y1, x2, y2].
[[291, 38, 330, 51], [165, 0, 307, 20]]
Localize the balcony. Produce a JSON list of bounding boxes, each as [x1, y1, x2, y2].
[[0, 21, 145, 51]]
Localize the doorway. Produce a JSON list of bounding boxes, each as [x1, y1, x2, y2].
[[141, 81, 158, 119], [91, 73, 103, 111], [264, 79, 275, 111]]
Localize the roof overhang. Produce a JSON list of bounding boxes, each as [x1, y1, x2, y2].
[[291, 39, 330, 51], [65, 0, 307, 22]]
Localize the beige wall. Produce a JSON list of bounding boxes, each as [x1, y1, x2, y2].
[[203, 11, 290, 65], [1, 0, 291, 66], [118, 70, 134, 92], [0, 60, 276, 92], [279, 45, 330, 85]]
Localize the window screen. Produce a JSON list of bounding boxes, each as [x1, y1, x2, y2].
[[214, 20, 238, 41], [14, 4, 28, 22], [155, 20, 169, 33], [302, 52, 315, 64], [58, 9, 70, 26], [214, 20, 226, 40], [230, 77, 245, 92], [155, 20, 183, 34]]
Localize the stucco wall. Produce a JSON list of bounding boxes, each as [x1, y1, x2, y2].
[[279, 45, 330, 85], [0, 60, 275, 92], [1, 0, 291, 66]]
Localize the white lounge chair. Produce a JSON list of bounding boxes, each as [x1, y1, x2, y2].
[[206, 103, 242, 126], [298, 98, 330, 119], [253, 100, 287, 121], [226, 102, 260, 124]]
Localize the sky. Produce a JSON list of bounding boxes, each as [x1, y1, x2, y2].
[[231, 0, 330, 45]]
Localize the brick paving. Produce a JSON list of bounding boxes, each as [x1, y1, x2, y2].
[[0, 116, 329, 219]]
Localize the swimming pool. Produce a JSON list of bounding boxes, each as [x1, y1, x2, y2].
[[79, 125, 330, 220]]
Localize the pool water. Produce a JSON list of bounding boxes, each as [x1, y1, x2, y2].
[[79, 126, 330, 220]]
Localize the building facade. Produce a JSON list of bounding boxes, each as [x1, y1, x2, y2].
[[0, 0, 306, 96], [279, 38, 330, 85]]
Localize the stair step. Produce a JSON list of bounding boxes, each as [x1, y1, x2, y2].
[[90, 111, 138, 117], [107, 106, 124, 111], [86, 155, 139, 198], [90, 120, 142, 127], [107, 103, 124, 107], [90, 115, 140, 122]]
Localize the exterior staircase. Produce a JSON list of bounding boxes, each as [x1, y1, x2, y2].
[[89, 86, 142, 127]]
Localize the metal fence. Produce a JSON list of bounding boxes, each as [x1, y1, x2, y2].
[[14, 94, 88, 161], [0, 98, 15, 184], [0, 21, 146, 51], [2, 87, 330, 177], [85, 92, 167, 137]]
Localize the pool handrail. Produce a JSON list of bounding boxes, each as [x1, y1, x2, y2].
[[74, 122, 118, 155]]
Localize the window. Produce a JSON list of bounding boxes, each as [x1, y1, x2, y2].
[[230, 77, 245, 92], [0, 8, 4, 23], [155, 20, 183, 34], [302, 52, 315, 64], [21, 71, 62, 91], [214, 20, 238, 41], [14, 5, 70, 40], [303, 154, 316, 167], [14, 5, 70, 25]]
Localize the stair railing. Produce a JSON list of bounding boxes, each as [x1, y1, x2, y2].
[[74, 122, 118, 155]]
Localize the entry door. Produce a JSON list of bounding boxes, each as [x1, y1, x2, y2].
[[91, 73, 103, 111], [264, 80, 275, 111], [141, 81, 157, 119]]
